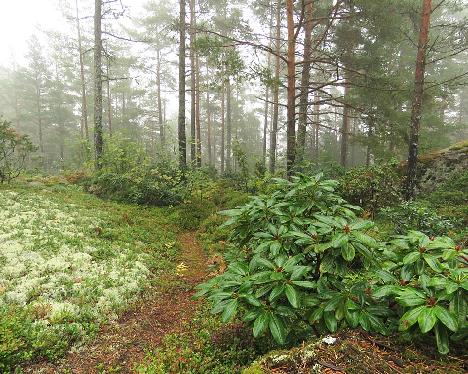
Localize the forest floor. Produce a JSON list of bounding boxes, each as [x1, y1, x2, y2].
[[6, 177, 467, 374], [23, 231, 208, 374]]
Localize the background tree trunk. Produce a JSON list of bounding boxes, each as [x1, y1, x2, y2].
[[206, 76, 212, 166], [314, 92, 319, 158], [178, 0, 187, 168], [286, 0, 296, 176], [226, 77, 232, 172], [221, 82, 225, 173], [405, 0, 432, 200], [75, 0, 88, 142], [189, 0, 196, 165], [340, 75, 350, 168], [106, 56, 112, 137], [296, 0, 313, 165], [94, 0, 103, 168], [195, 54, 202, 167], [263, 0, 274, 167], [269, 0, 281, 174], [157, 49, 165, 147], [35, 78, 44, 156]]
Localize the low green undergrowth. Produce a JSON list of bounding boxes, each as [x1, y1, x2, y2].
[[135, 305, 263, 374]]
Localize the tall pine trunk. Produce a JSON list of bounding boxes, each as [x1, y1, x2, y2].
[[296, 0, 313, 165], [178, 0, 187, 168], [269, 0, 281, 174], [189, 0, 196, 165], [263, 0, 274, 167], [195, 54, 202, 167], [106, 56, 112, 137], [94, 0, 103, 168], [226, 77, 232, 172], [340, 75, 350, 168], [34, 76, 44, 155], [75, 0, 89, 141], [221, 83, 225, 173], [157, 49, 164, 147], [206, 73, 212, 166], [286, 0, 296, 176], [406, 0, 432, 200], [313, 92, 320, 158]]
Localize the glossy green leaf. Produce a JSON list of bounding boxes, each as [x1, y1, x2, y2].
[[243, 309, 261, 322], [269, 314, 286, 344], [403, 251, 420, 265], [341, 243, 355, 261], [285, 284, 299, 308], [253, 312, 270, 337], [433, 305, 458, 332], [291, 280, 316, 289], [324, 311, 338, 332], [399, 305, 425, 331], [290, 266, 311, 280], [221, 299, 238, 323], [269, 284, 285, 302], [352, 231, 378, 248], [418, 307, 437, 333], [423, 255, 443, 273], [331, 233, 348, 248], [270, 241, 281, 256], [345, 310, 360, 328], [308, 307, 323, 323], [434, 323, 450, 355], [242, 294, 262, 307], [359, 312, 371, 331]]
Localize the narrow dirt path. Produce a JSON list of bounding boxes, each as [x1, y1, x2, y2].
[[24, 232, 207, 374]]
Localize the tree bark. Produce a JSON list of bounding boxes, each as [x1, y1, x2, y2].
[[286, 0, 296, 176], [106, 55, 112, 137], [296, 0, 313, 165], [206, 68, 212, 166], [195, 54, 202, 167], [34, 76, 44, 156], [226, 76, 232, 172], [94, 0, 103, 168], [340, 75, 350, 168], [75, 0, 89, 142], [366, 119, 373, 167], [314, 92, 319, 158], [269, 0, 281, 174], [178, 0, 187, 168], [405, 0, 432, 200], [189, 0, 196, 165], [263, 0, 274, 167], [156, 49, 164, 146], [220, 83, 225, 173]]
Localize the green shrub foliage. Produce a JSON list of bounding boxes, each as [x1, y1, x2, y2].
[[196, 175, 467, 354], [196, 175, 382, 343], [376, 231, 467, 354], [338, 160, 403, 214], [88, 137, 185, 206], [0, 120, 36, 183], [380, 201, 456, 236]]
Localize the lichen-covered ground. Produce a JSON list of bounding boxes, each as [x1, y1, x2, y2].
[[0, 182, 179, 370], [0, 190, 151, 319]]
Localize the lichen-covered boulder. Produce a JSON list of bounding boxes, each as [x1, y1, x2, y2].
[[242, 342, 320, 374], [416, 141, 468, 194]]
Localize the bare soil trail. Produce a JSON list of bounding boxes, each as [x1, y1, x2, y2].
[[24, 232, 207, 374]]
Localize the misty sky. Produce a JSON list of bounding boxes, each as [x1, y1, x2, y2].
[[0, 0, 147, 66]]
